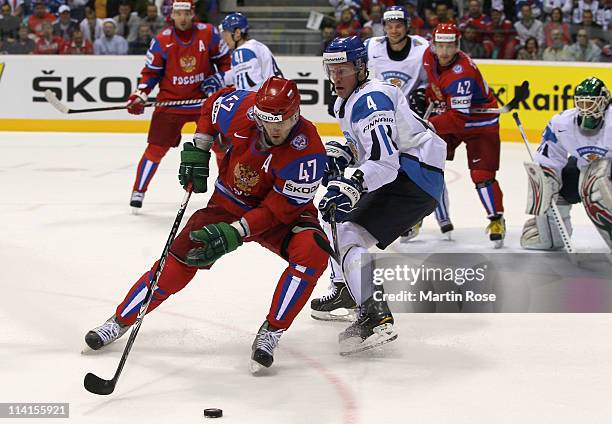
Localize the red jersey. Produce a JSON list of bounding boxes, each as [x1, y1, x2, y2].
[[197, 89, 326, 236], [34, 36, 63, 54], [423, 48, 498, 135], [138, 22, 231, 114], [60, 39, 93, 55]]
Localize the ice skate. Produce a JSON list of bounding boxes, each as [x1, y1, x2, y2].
[[339, 296, 397, 356], [130, 191, 145, 214], [311, 281, 358, 322], [84, 315, 129, 351], [438, 219, 454, 240], [486, 215, 506, 249], [399, 220, 422, 243], [250, 321, 284, 374]]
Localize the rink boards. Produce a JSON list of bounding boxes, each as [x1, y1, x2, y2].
[[0, 56, 609, 141]]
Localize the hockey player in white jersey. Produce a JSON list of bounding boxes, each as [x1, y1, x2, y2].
[[316, 36, 447, 354], [521, 77, 612, 251], [202, 12, 282, 95]]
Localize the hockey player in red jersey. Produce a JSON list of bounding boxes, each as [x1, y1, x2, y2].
[[423, 23, 506, 247], [86, 77, 330, 374], [127, 0, 230, 212]]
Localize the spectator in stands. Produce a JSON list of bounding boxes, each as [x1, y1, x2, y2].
[[568, 27, 602, 60], [433, 3, 456, 25], [490, 6, 514, 32], [5, 25, 36, 53], [60, 28, 93, 53], [544, 7, 571, 47], [128, 22, 152, 54], [329, 0, 361, 21], [66, 0, 89, 22], [601, 43, 612, 62], [94, 18, 128, 54], [489, 29, 516, 58], [53, 5, 79, 41], [320, 22, 336, 54], [28, 1, 57, 37], [543, 0, 573, 21], [572, 0, 600, 24], [336, 6, 361, 37], [0, 3, 20, 40], [159, 0, 173, 18], [461, 24, 487, 57], [80, 6, 103, 42], [516, 0, 543, 19], [483, 0, 516, 21], [574, 9, 608, 44], [363, 3, 384, 37], [542, 27, 573, 59], [514, 3, 545, 46], [34, 21, 63, 54], [459, 0, 493, 41], [360, 23, 374, 41], [595, 2, 610, 31], [361, 0, 395, 22], [405, 1, 424, 35], [113, 1, 139, 42], [140, 4, 165, 36], [516, 35, 542, 59], [3, 0, 25, 17]]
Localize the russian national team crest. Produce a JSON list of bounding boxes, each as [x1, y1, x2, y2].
[[576, 146, 608, 162], [233, 163, 259, 194], [179, 55, 197, 73], [452, 64, 463, 74], [246, 106, 255, 121], [290, 134, 308, 150]]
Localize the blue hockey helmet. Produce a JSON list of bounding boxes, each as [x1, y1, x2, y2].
[[221, 12, 248, 33], [323, 36, 368, 69], [383, 5, 408, 25]]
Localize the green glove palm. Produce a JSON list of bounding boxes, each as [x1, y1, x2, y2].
[[179, 142, 211, 193], [187, 222, 243, 266]]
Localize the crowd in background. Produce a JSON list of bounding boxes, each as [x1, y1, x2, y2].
[[324, 0, 611, 62], [0, 0, 218, 54]]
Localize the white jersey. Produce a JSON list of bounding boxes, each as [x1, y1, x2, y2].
[[364, 35, 429, 101], [223, 38, 283, 91], [535, 107, 612, 175], [333, 78, 446, 199]]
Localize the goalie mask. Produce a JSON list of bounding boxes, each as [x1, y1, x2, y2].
[[574, 77, 610, 130]]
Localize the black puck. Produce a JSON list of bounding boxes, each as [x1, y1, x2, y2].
[[204, 408, 223, 418]]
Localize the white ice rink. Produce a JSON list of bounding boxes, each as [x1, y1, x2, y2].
[[1, 132, 611, 423]]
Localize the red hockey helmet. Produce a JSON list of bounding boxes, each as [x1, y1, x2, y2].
[[433, 23, 461, 44], [254, 77, 301, 123]]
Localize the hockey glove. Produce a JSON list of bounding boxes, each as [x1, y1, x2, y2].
[[187, 222, 243, 266], [409, 88, 427, 118], [179, 142, 211, 193], [201, 72, 225, 97], [318, 173, 364, 223], [323, 140, 355, 186], [126, 89, 148, 115]]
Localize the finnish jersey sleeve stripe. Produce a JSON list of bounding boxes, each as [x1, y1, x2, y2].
[[378, 125, 394, 155]]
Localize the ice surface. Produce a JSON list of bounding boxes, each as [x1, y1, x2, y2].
[[0, 132, 610, 424]]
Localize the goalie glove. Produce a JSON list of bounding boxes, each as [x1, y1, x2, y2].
[[318, 171, 364, 223], [524, 162, 561, 216], [323, 140, 356, 186]]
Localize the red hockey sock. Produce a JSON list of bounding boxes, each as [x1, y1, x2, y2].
[[132, 144, 170, 193], [471, 170, 504, 218]]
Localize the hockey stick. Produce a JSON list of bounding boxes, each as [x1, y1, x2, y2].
[[44, 90, 204, 114], [328, 204, 341, 264], [512, 112, 575, 255], [84, 183, 194, 395], [471, 81, 530, 114]]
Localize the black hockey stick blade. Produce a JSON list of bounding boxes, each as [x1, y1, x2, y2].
[[84, 372, 116, 395], [503, 81, 530, 112]]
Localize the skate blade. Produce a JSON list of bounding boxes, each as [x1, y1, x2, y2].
[[399, 233, 418, 243], [81, 345, 94, 354], [131, 207, 140, 215], [492, 239, 504, 249], [311, 308, 357, 322], [339, 324, 398, 356], [249, 360, 270, 375], [444, 231, 453, 241]]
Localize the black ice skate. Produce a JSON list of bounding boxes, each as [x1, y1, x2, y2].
[[339, 295, 397, 356], [130, 191, 145, 214], [250, 320, 284, 374], [311, 281, 358, 322], [85, 315, 130, 351], [439, 219, 454, 240]]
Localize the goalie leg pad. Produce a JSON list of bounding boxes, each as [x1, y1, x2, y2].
[[524, 162, 561, 216], [520, 200, 572, 250], [579, 158, 612, 249]]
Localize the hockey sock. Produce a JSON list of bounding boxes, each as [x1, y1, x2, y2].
[[132, 144, 170, 193], [471, 170, 504, 218], [434, 182, 451, 223], [115, 255, 197, 326]]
